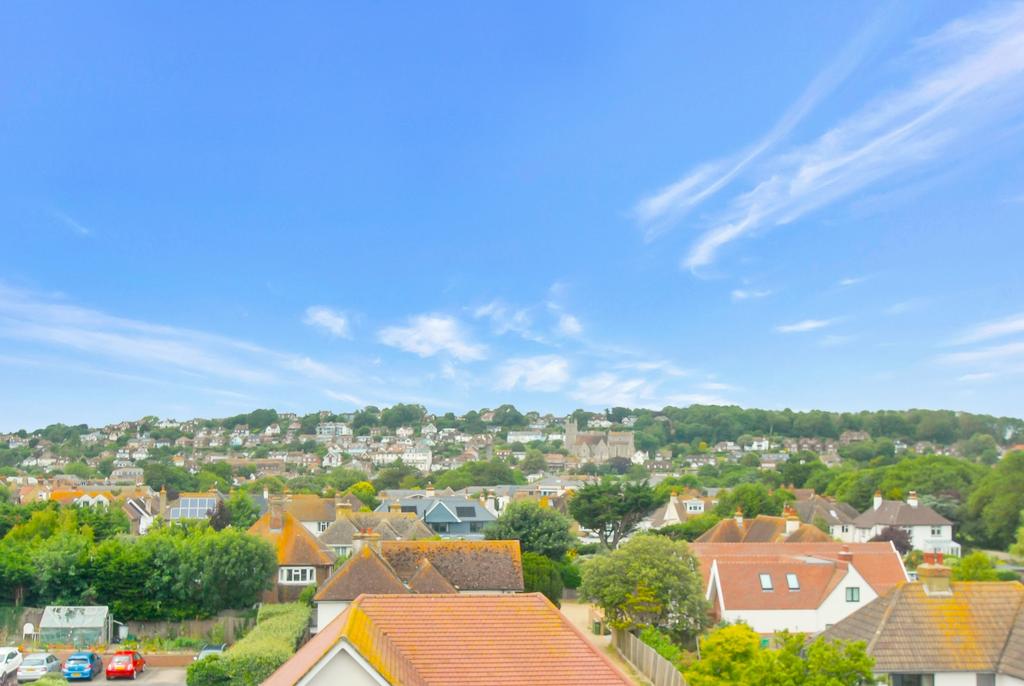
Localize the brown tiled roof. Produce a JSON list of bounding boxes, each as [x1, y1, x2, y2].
[[824, 582, 1024, 675], [381, 540, 524, 592], [313, 546, 408, 602], [695, 515, 832, 543], [853, 499, 951, 527], [320, 512, 433, 546], [284, 494, 336, 523], [407, 559, 457, 594], [693, 542, 908, 597], [793, 495, 858, 526], [263, 594, 633, 686], [248, 510, 336, 567]]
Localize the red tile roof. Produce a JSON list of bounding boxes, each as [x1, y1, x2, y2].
[[695, 514, 832, 543], [263, 594, 633, 686], [693, 542, 908, 597]]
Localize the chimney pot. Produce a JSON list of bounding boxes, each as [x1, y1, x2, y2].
[[734, 508, 744, 526], [838, 545, 853, 562], [907, 491, 919, 508], [873, 490, 883, 510]]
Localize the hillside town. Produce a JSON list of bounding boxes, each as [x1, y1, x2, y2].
[[0, 404, 1022, 685]]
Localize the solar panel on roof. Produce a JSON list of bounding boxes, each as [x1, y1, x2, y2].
[[456, 506, 476, 517]]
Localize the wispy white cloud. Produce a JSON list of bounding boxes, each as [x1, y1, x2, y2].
[[52, 210, 92, 237], [731, 288, 773, 302], [634, 12, 885, 242], [614, 359, 690, 377], [957, 371, 995, 382], [950, 312, 1024, 345], [379, 314, 486, 361], [937, 341, 1024, 365], [557, 313, 583, 337], [303, 306, 351, 338], [640, 4, 1024, 269], [698, 381, 735, 391], [324, 389, 365, 406], [496, 355, 570, 392], [776, 318, 835, 333], [570, 372, 730, 409], [820, 334, 854, 347], [885, 299, 924, 316], [838, 276, 869, 287]]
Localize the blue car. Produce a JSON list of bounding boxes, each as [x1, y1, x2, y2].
[[61, 653, 102, 681]]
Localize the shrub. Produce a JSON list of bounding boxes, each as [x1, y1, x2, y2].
[[638, 625, 687, 672], [522, 551, 564, 606], [558, 559, 582, 589], [186, 603, 311, 686]]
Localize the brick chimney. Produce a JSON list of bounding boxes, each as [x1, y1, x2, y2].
[[425, 483, 435, 498], [918, 552, 952, 597], [269, 495, 284, 532], [389, 501, 402, 514], [873, 490, 883, 510], [734, 508, 744, 527], [838, 545, 853, 563], [907, 491, 919, 508]]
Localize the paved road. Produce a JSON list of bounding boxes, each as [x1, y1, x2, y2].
[[113, 667, 186, 685]]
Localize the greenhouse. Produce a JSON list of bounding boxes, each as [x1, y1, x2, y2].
[[39, 606, 112, 647]]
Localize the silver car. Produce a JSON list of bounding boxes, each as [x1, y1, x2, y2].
[[16, 654, 59, 683]]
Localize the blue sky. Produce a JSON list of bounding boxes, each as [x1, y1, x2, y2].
[[2, 2, 1024, 431]]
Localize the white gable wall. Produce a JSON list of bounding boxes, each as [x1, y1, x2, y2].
[[314, 601, 350, 634], [297, 641, 388, 686]]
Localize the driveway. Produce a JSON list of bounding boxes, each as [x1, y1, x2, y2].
[[112, 667, 187, 685]]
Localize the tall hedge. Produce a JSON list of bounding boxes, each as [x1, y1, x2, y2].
[[186, 603, 311, 686]]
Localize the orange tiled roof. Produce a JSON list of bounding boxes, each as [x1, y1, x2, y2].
[[692, 542, 908, 597], [263, 594, 633, 686], [248, 510, 335, 567], [407, 558, 457, 594], [695, 514, 832, 543], [711, 556, 849, 610], [284, 494, 336, 523]]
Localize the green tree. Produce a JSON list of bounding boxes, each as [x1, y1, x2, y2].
[[227, 490, 260, 529], [580, 534, 709, 642], [569, 481, 656, 549], [520, 449, 547, 474], [686, 624, 874, 686], [654, 513, 721, 542], [522, 552, 564, 606], [713, 483, 792, 518], [964, 451, 1024, 548], [952, 551, 998, 581], [1012, 516, 1024, 560], [346, 481, 379, 509], [484, 501, 575, 560]]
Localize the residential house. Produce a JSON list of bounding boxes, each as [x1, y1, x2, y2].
[[248, 499, 337, 603], [853, 491, 960, 555], [164, 490, 225, 522], [693, 542, 908, 635], [319, 504, 434, 558], [264, 594, 633, 686], [640, 490, 717, 530], [792, 493, 859, 542], [839, 430, 871, 445], [507, 430, 544, 443], [109, 467, 144, 485], [823, 554, 1024, 686], [696, 507, 834, 544], [374, 494, 496, 538], [122, 497, 155, 535], [313, 537, 524, 630]]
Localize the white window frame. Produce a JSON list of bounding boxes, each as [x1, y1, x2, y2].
[[786, 573, 799, 591], [759, 573, 773, 591], [845, 586, 860, 603], [930, 526, 942, 537], [278, 566, 316, 585], [318, 521, 330, 533]]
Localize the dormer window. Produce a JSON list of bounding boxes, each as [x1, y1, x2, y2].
[[759, 573, 773, 591], [786, 573, 800, 591]]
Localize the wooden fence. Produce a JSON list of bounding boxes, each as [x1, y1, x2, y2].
[[612, 629, 685, 686]]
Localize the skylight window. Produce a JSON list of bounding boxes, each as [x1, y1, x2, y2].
[[786, 573, 800, 590], [759, 573, 773, 591]]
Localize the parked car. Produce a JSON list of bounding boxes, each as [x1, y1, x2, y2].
[[0, 649, 21, 681], [193, 644, 227, 661], [61, 652, 102, 681], [16, 653, 60, 682], [104, 651, 145, 681]]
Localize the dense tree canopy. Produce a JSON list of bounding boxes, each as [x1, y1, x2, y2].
[[580, 534, 709, 642], [963, 451, 1024, 548], [569, 481, 656, 549], [484, 501, 575, 560], [685, 625, 874, 686]]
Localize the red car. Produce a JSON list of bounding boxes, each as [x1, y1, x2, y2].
[[104, 651, 145, 680]]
